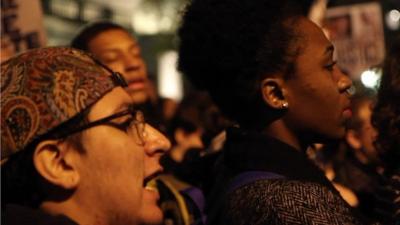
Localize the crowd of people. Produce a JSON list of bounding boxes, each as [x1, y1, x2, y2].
[[1, 0, 399, 225]]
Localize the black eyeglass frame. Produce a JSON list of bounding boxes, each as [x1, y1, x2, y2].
[[44, 106, 145, 144]]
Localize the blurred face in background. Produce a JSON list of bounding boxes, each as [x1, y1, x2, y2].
[[346, 99, 378, 163], [88, 29, 149, 104], [355, 100, 377, 156]]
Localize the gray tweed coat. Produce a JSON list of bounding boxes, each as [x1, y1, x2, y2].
[[205, 127, 366, 225]]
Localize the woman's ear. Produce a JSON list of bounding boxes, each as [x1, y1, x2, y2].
[[261, 77, 288, 110], [33, 140, 80, 190]]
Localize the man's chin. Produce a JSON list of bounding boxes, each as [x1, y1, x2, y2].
[[139, 207, 163, 225], [129, 92, 148, 105]]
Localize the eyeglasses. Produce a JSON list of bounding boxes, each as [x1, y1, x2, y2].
[[21, 54, 146, 150], [46, 55, 146, 143], [46, 105, 146, 145]]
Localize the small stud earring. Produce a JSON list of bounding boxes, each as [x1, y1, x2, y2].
[[282, 102, 289, 109]]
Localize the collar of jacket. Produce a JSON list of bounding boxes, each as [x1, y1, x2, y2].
[[222, 127, 336, 190]]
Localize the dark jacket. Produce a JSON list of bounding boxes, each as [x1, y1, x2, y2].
[[372, 169, 400, 225], [206, 127, 364, 225], [2, 204, 78, 225]]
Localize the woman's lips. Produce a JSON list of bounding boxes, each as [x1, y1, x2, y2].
[[342, 108, 352, 119]]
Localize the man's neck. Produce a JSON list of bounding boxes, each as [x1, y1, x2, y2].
[[40, 198, 92, 225]]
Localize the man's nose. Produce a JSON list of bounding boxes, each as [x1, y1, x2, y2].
[[143, 124, 171, 155], [122, 53, 142, 72]]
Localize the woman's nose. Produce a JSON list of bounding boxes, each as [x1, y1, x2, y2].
[[337, 70, 353, 94]]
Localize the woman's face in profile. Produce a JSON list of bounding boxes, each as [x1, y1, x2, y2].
[[282, 18, 352, 143]]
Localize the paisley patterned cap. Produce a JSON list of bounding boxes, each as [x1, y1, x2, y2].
[[1, 47, 117, 159]]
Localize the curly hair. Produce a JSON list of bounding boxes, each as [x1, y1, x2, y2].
[[167, 91, 232, 145], [372, 35, 400, 173], [178, 0, 311, 129], [71, 21, 128, 51]]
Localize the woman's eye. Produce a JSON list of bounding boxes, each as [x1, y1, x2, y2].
[[325, 61, 337, 71]]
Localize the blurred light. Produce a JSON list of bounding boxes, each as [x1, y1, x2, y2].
[[131, 10, 175, 35], [389, 9, 400, 21], [83, 3, 103, 20], [130, 0, 180, 35], [131, 12, 160, 35], [361, 69, 381, 89], [385, 9, 400, 30], [50, 0, 78, 19], [158, 51, 183, 101]]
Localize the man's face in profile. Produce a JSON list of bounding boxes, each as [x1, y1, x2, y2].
[[71, 87, 170, 225], [88, 29, 149, 105]]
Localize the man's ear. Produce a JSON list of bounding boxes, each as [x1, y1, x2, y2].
[[33, 140, 80, 190], [260, 77, 288, 109]]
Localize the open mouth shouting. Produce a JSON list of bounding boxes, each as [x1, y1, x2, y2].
[[143, 169, 162, 198]]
